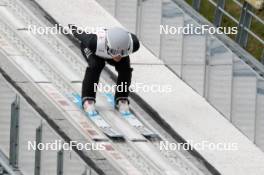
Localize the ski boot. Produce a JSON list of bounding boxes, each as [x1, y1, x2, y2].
[[83, 100, 97, 116], [116, 98, 131, 116]]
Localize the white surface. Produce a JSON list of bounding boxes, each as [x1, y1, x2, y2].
[[256, 79, 264, 150], [0, 5, 81, 82], [18, 31, 81, 82], [182, 35, 206, 95], [34, 0, 264, 174], [130, 65, 264, 175], [1, 2, 182, 173], [138, 0, 162, 56], [207, 39, 233, 120], [11, 56, 50, 82], [115, 0, 138, 33]]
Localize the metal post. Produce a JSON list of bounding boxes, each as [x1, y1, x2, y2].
[[34, 124, 42, 175], [9, 95, 20, 169], [82, 166, 88, 175], [0, 165, 4, 174], [89, 168, 92, 175], [57, 150, 64, 175], [236, 2, 253, 48], [192, 0, 201, 11], [214, 0, 225, 27], [136, 0, 143, 37], [114, 0, 118, 17], [261, 49, 264, 65]]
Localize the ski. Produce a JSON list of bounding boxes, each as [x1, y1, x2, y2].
[[67, 93, 125, 140], [103, 93, 160, 140]]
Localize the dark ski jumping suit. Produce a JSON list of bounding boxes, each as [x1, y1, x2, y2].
[[72, 27, 140, 105]]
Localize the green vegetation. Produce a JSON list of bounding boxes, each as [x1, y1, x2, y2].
[[185, 0, 264, 61]]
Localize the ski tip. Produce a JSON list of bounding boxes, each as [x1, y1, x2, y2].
[[131, 138, 148, 142], [143, 134, 162, 141], [113, 137, 126, 142], [93, 138, 109, 142], [106, 135, 126, 142]]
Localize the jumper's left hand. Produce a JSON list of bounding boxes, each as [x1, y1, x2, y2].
[[112, 55, 122, 62]]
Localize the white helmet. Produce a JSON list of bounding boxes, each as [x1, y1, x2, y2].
[[106, 27, 131, 57]]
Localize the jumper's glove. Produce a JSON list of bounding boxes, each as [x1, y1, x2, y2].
[[112, 56, 122, 62]]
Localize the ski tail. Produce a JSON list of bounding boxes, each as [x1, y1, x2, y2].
[[103, 92, 161, 140]]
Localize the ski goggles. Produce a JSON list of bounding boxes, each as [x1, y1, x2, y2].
[[107, 47, 129, 57]]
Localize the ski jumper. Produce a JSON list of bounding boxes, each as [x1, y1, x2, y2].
[[72, 28, 140, 104]]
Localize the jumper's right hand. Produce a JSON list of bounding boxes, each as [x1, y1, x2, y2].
[[112, 55, 122, 62]]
